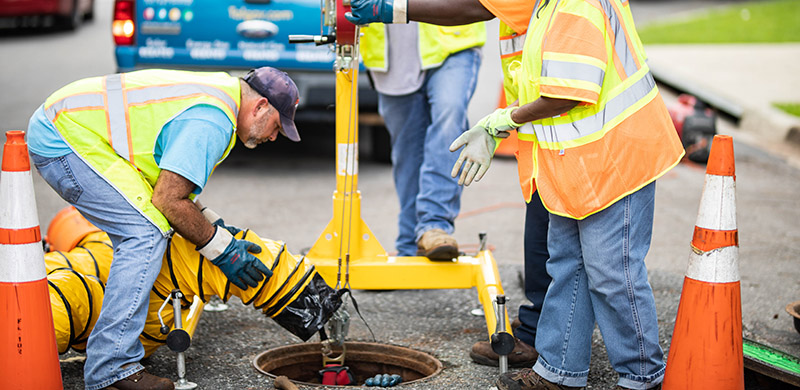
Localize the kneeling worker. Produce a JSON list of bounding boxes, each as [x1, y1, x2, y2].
[[27, 67, 300, 390]]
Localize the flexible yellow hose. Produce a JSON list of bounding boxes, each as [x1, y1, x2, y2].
[[45, 229, 338, 357]]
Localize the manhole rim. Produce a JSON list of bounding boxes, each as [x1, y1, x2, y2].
[[252, 341, 444, 387]]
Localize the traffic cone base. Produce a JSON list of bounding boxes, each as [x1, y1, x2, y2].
[[0, 280, 62, 387], [667, 278, 743, 389]]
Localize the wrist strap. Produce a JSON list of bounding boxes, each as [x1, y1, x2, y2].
[[507, 107, 523, 128], [394, 0, 408, 23], [201, 207, 222, 224], [198, 225, 233, 260]]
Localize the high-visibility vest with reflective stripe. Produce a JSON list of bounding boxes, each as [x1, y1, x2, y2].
[[360, 22, 486, 71], [44, 69, 241, 233], [499, 22, 526, 105], [499, 20, 539, 201], [516, 0, 684, 219]]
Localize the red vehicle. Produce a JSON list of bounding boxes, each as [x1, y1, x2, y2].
[[0, 0, 94, 30]]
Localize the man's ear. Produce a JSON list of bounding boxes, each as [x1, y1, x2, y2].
[[255, 97, 270, 113]]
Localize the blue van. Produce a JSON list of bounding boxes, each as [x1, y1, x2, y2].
[[111, 0, 388, 159]]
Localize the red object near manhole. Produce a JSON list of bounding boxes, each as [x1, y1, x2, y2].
[[253, 342, 442, 387]]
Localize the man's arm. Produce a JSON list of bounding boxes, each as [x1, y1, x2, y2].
[[408, 0, 494, 25], [345, 0, 494, 26], [511, 96, 580, 124], [151, 169, 214, 247]]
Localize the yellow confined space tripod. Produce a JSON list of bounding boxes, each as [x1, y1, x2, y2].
[[289, 0, 515, 372]]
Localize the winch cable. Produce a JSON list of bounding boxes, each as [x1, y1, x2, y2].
[[332, 24, 375, 341]]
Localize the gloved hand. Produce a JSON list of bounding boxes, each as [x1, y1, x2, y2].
[[197, 226, 272, 290], [344, 0, 407, 25], [449, 125, 498, 186], [478, 106, 522, 136], [200, 206, 242, 236]]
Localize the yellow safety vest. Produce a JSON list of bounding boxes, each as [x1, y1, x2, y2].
[[44, 69, 241, 233], [360, 22, 486, 71], [498, 20, 540, 201], [516, 0, 684, 219]]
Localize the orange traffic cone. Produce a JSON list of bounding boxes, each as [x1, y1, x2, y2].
[[662, 135, 743, 390], [494, 84, 518, 158], [0, 131, 63, 389]]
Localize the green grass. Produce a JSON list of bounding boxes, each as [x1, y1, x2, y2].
[[774, 103, 800, 117], [637, 0, 800, 44]]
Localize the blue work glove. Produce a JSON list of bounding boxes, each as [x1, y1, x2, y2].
[[200, 206, 242, 236], [197, 226, 272, 290], [344, 0, 407, 25]]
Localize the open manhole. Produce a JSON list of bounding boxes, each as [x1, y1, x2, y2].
[[253, 342, 442, 387]]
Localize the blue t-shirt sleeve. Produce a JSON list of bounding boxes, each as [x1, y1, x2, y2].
[[155, 105, 233, 195]]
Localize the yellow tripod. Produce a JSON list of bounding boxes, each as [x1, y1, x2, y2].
[[295, 0, 513, 346]]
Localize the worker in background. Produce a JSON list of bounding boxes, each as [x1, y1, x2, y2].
[[359, 20, 485, 260], [468, 18, 549, 371], [26, 67, 299, 390], [347, 1, 684, 389]]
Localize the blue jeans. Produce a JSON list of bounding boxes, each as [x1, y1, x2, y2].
[[30, 152, 169, 390], [514, 193, 551, 348], [533, 183, 665, 389], [377, 48, 481, 256]]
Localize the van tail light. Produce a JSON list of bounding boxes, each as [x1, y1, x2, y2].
[[112, 0, 135, 46]]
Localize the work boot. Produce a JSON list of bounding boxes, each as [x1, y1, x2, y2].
[[511, 318, 522, 332], [470, 337, 538, 368], [615, 386, 661, 390], [496, 368, 583, 390], [104, 368, 174, 390], [417, 229, 458, 260]]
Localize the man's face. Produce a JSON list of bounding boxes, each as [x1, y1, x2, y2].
[[240, 103, 282, 149]]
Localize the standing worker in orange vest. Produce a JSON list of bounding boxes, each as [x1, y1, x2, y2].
[[346, 1, 684, 389]]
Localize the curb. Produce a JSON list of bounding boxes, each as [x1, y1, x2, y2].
[[649, 62, 800, 147]]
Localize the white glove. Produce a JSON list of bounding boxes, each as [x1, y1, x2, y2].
[[449, 125, 498, 186]]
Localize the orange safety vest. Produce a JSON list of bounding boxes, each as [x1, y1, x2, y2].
[[515, 0, 684, 219]]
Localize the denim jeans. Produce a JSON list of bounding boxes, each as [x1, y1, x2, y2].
[[533, 182, 665, 389], [30, 152, 169, 390], [377, 48, 481, 256], [515, 193, 551, 348]]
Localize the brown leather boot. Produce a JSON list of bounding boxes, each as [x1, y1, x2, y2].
[[104, 368, 174, 390], [470, 336, 539, 368], [496, 368, 583, 390], [416, 229, 458, 260]]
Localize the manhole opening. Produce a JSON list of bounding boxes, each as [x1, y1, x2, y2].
[[253, 341, 442, 387]]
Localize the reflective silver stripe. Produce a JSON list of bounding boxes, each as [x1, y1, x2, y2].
[[126, 84, 239, 118], [499, 33, 526, 56], [44, 94, 104, 122], [600, 0, 638, 78], [542, 59, 605, 85], [528, 72, 655, 143], [106, 74, 131, 161]]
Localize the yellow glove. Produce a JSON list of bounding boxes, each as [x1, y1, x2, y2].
[[478, 107, 522, 137]]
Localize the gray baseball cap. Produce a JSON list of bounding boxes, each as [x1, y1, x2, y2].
[[243, 67, 301, 142]]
